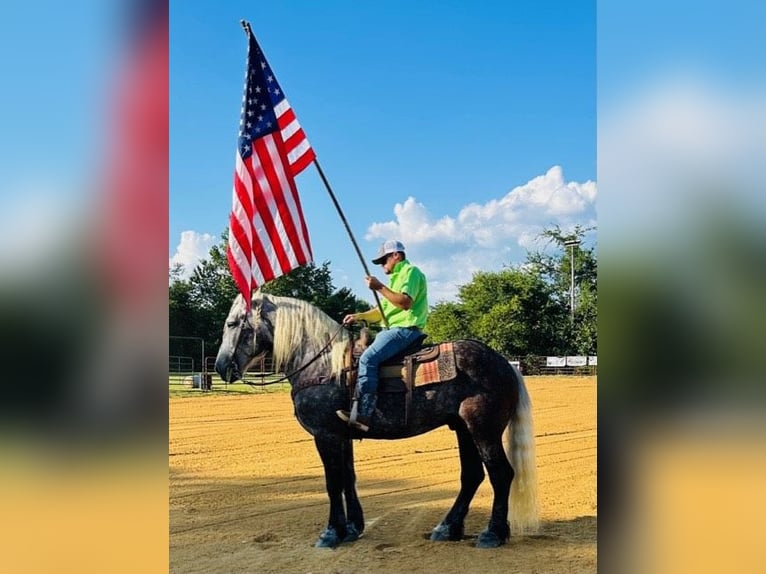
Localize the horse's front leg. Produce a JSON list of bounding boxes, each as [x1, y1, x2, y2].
[[313, 435, 349, 548], [341, 438, 364, 541]]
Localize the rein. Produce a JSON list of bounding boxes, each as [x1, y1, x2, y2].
[[241, 323, 346, 388]]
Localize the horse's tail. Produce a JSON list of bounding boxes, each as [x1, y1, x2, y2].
[[504, 366, 540, 534]]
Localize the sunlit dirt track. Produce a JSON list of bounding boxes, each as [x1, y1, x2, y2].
[[170, 376, 596, 574]]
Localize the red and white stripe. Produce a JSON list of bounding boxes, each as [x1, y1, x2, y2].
[[275, 99, 315, 176], [227, 131, 313, 304]]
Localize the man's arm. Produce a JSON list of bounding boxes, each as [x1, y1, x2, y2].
[[343, 307, 383, 326], [367, 276, 413, 310]]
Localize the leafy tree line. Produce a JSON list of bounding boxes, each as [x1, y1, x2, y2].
[[169, 226, 596, 363], [169, 234, 371, 361], [426, 225, 596, 356]]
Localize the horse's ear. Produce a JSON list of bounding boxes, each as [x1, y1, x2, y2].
[[247, 290, 275, 317], [260, 293, 277, 315]]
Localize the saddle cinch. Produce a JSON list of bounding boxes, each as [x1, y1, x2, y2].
[[344, 329, 458, 424]]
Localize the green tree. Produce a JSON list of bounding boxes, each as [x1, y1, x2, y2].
[[425, 224, 597, 357], [169, 275, 196, 337], [168, 232, 370, 352], [461, 269, 564, 356], [426, 268, 565, 356], [323, 286, 371, 323], [527, 224, 597, 354], [426, 301, 468, 343], [169, 269, 209, 368], [261, 260, 333, 302], [263, 259, 371, 322]]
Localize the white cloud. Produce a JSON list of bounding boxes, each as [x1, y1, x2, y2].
[[169, 230, 216, 278], [599, 76, 766, 247], [0, 181, 84, 280], [365, 166, 597, 302]]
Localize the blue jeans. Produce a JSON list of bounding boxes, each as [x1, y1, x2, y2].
[[358, 327, 424, 395]]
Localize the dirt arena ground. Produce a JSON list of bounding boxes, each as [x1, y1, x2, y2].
[[170, 376, 596, 574]]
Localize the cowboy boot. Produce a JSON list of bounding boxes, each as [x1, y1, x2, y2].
[[337, 392, 376, 432], [350, 392, 377, 432], [336, 385, 360, 425]]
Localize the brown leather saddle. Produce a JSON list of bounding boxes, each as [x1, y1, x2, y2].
[[344, 328, 457, 424]]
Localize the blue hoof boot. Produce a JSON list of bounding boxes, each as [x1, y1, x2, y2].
[[476, 529, 506, 548], [315, 526, 342, 548], [430, 522, 462, 541], [343, 522, 362, 542]]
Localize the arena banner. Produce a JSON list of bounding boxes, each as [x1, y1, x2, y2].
[[546, 356, 566, 367]]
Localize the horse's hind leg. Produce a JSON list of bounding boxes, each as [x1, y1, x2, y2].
[[431, 425, 484, 542], [313, 435, 348, 548], [475, 437, 513, 548]]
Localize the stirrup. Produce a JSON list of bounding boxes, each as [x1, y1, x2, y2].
[[349, 417, 370, 432], [335, 410, 369, 432]]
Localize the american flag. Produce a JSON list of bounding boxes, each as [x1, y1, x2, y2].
[[228, 23, 316, 308]]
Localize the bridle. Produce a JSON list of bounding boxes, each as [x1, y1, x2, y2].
[[223, 312, 256, 383], [235, 314, 346, 388]]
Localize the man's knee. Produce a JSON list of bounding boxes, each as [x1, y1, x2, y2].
[[359, 348, 380, 369]]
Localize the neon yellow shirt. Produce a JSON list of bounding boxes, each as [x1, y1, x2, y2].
[[381, 260, 428, 329]]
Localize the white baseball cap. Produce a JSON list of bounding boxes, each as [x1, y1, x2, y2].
[[372, 240, 406, 264]]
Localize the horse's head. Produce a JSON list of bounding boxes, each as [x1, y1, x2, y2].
[[214, 292, 277, 382]]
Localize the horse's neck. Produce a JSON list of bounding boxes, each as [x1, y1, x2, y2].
[[272, 300, 341, 377], [283, 337, 325, 374]]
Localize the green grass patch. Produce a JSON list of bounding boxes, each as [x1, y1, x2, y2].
[[169, 375, 291, 397]]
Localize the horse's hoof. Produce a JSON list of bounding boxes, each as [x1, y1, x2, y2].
[[342, 522, 362, 542], [476, 529, 506, 548], [314, 526, 342, 548], [430, 522, 462, 542]]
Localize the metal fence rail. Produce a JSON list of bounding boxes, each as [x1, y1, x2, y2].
[[508, 355, 597, 376], [170, 347, 595, 393]]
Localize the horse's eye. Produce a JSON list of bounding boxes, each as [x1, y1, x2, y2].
[[226, 321, 238, 328]]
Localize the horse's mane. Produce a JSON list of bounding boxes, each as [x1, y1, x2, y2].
[[266, 295, 350, 379]]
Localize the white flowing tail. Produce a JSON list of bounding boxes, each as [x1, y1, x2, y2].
[[505, 368, 540, 534]]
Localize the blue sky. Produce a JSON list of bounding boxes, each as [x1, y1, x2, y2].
[[597, 0, 765, 250], [0, 3, 764, 567], [3, 0, 758, 308], [170, 1, 597, 303]]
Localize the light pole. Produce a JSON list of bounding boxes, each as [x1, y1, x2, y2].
[[564, 239, 579, 321]]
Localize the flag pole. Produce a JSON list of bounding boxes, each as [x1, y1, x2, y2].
[[312, 159, 389, 328], [238, 20, 387, 327]]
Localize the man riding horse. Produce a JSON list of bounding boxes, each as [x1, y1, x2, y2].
[[336, 240, 428, 432]]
